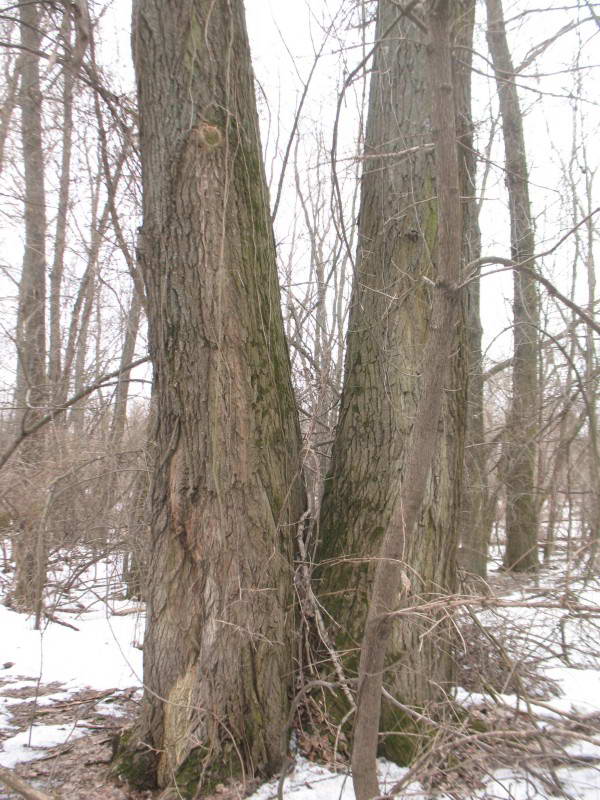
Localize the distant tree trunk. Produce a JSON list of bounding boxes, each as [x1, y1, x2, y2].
[[12, 0, 48, 612], [580, 164, 600, 568], [119, 1, 306, 795], [103, 287, 142, 551], [486, 0, 540, 572], [315, 0, 472, 761], [58, 154, 125, 414], [14, 2, 47, 424], [110, 288, 142, 447], [457, 17, 489, 582], [69, 265, 95, 434], [49, 14, 75, 405], [0, 55, 20, 178]]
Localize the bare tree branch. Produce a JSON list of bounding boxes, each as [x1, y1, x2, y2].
[[0, 356, 150, 472], [463, 206, 600, 336]]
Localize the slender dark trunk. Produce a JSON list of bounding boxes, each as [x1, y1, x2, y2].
[[49, 15, 75, 405], [110, 288, 142, 447], [486, 0, 540, 572], [455, 0, 490, 582], [0, 56, 20, 178]]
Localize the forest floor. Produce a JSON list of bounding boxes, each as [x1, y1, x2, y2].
[[0, 547, 599, 799]]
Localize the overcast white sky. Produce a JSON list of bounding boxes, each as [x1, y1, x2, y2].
[[2, 0, 598, 391], [40, 0, 600, 358], [246, 0, 600, 362]]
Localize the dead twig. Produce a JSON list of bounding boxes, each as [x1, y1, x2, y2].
[[43, 611, 79, 632], [31, 688, 118, 714]]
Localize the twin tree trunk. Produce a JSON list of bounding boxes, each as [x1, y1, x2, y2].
[[128, 0, 305, 794], [315, 0, 473, 761]]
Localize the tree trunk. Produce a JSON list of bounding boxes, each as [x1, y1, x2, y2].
[[580, 164, 600, 569], [486, 0, 540, 572], [14, 1, 47, 427], [120, 1, 306, 795], [457, 10, 489, 582], [110, 287, 142, 447], [12, 0, 48, 612], [102, 286, 143, 554], [315, 0, 470, 760], [0, 55, 20, 179], [49, 14, 75, 405], [351, 3, 466, 795], [58, 156, 125, 414], [69, 264, 95, 434]]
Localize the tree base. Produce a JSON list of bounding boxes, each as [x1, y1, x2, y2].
[[111, 728, 157, 792], [112, 727, 248, 799]]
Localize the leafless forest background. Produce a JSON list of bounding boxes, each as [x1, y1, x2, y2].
[[1, 1, 600, 799]]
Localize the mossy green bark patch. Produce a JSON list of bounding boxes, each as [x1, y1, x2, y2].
[[173, 746, 243, 799], [111, 728, 157, 791], [173, 748, 203, 799]]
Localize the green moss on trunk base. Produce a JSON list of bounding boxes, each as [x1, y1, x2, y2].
[[112, 733, 245, 798], [173, 746, 244, 799], [111, 729, 157, 791], [172, 749, 203, 799], [378, 707, 433, 765], [309, 672, 434, 768]]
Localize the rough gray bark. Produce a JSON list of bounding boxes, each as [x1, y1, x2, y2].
[[486, 0, 540, 572], [121, 1, 306, 794], [351, 3, 465, 796], [461, 271, 491, 580], [315, 0, 470, 759]]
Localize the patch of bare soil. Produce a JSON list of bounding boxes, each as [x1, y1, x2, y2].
[[0, 685, 158, 800]]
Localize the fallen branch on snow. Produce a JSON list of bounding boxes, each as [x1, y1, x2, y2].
[[0, 765, 59, 800]]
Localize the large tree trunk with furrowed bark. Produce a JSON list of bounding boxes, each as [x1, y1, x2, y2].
[[119, 1, 306, 795], [315, 0, 472, 763], [351, 3, 467, 796]]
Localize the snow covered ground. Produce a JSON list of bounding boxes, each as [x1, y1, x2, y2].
[[1, 552, 599, 799], [0, 554, 144, 784]]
